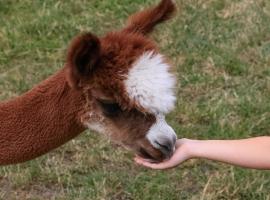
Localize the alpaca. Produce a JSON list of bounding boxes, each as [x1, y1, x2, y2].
[[0, 0, 177, 165]]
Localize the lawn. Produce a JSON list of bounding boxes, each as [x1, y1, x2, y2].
[[1, 0, 270, 199]]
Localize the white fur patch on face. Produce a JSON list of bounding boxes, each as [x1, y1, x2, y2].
[[125, 51, 176, 114]]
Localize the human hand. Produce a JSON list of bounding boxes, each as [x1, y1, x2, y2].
[[135, 139, 193, 169]]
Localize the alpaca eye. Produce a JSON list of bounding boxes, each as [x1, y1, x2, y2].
[[97, 100, 121, 116]]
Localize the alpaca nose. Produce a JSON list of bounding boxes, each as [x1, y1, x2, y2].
[[154, 133, 177, 157], [146, 114, 177, 159]]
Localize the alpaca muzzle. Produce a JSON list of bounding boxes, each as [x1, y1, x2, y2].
[[146, 114, 177, 159]]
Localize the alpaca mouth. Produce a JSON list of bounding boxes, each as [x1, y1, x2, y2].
[[139, 148, 155, 160], [138, 147, 163, 163]]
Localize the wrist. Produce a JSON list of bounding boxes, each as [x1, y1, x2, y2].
[[178, 138, 200, 160], [185, 139, 216, 159]]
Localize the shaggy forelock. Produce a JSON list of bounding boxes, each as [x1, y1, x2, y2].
[[124, 51, 176, 114]]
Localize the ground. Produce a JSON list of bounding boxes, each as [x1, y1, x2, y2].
[[0, 0, 270, 199]]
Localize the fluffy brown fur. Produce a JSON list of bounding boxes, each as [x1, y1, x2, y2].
[[0, 70, 86, 164], [0, 0, 176, 165]]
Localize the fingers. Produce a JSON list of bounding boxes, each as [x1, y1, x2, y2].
[[134, 156, 176, 170]]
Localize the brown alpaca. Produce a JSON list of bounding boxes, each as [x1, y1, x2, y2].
[[0, 0, 177, 165]]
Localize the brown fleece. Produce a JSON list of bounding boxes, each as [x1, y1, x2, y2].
[[0, 0, 177, 165], [0, 69, 86, 165]]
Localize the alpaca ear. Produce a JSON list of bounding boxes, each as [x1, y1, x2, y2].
[[66, 32, 101, 88], [123, 0, 176, 35]]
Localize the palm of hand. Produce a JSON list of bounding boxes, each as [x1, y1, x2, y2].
[[135, 139, 190, 169]]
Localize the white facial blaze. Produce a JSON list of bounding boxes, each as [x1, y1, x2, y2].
[[125, 51, 176, 114]]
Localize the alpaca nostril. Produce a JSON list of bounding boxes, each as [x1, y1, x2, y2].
[[155, 141, 171, 151], [154, 140, 174, 157]]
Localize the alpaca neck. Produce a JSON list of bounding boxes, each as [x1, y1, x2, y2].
[[0, 69, 86, 165]]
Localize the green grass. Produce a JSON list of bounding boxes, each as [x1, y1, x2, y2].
[[1, 0, 270, 199]]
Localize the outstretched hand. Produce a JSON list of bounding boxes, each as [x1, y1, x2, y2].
[[136, 136, 270, 170], [135, 139, 192, 169]]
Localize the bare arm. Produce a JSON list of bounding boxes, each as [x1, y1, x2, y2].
[[135, 137, 270, 170]]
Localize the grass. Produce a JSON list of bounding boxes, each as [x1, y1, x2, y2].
[[1, 0, 270, 199]]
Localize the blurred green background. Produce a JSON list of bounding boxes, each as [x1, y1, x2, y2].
[[0, 0, 270, 199]]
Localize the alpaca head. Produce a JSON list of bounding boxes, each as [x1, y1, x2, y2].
[[65, 0, 177, 162]]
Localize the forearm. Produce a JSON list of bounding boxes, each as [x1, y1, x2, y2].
[[188, 137, 270, 169]]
